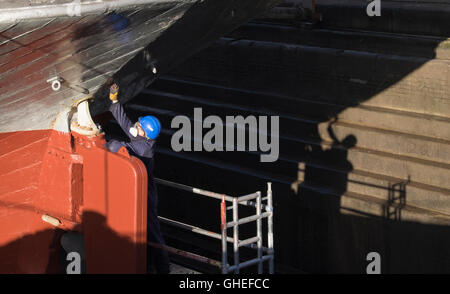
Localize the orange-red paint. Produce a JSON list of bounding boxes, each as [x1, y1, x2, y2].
[[0, 129, 147, 273]]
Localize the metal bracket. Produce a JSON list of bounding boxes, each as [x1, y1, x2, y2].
[[47, 75, 90, 94], [47, 76, 63, 91], [143, 50, 158, 74], [70, 96, 101, 137]]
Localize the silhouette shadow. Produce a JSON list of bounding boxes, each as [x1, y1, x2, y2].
[[0, 210, 147, 274], [384, 176, 410, 221], [117, 7, 450, 273]]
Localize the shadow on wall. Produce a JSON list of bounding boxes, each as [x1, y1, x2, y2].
[[292, 132, 448, 273], [127, 5, 450, 273], [0, 211, 144, 274]]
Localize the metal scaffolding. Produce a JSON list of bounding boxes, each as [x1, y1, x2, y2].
[[151, 178, 274, 274]]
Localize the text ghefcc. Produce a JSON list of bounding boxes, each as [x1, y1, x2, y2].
[[179, 278, 270, 291]]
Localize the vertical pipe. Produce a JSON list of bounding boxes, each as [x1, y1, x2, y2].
[[233, 197, 239, 274], [221, 195, 228, 274], [267, 182, 274, 274], [256, 191, 263, 274]]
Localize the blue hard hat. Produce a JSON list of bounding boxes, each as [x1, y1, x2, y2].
[[138, 115, 161, 140]]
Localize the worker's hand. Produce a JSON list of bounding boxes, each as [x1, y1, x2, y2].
[[109, 83, 119, 103]]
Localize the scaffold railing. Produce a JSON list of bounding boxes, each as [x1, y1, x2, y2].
[[150, 178, 274, 274]]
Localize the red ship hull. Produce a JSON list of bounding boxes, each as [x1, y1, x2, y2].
[[0, 129, 148, 273]]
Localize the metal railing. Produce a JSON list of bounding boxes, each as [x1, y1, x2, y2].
[[151, 178, 274, 274]]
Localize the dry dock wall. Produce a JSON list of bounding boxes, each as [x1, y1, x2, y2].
[[105, 1, 450, 273]]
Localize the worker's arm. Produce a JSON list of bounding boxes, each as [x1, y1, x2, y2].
[[105, 139, 125, 153], [107, 83, 155, 158], [105, 133, 155, 159], [109, 102, 135, 138], [108, 84, 135, 139]]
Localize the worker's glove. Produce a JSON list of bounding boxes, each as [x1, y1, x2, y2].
[[109, 83, 119, 103]]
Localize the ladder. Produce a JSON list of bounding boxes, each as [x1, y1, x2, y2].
[[150, 178, 275, 274]]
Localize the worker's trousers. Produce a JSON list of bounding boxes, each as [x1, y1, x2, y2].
[[147, 181, 170, 274]]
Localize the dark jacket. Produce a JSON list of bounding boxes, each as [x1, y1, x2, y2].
[[105, 102, 158, 209], [106, 102, 155, 158], [105, 102, 169, 273]]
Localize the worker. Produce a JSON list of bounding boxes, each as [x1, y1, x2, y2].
[[105, 83, 170, 274]]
